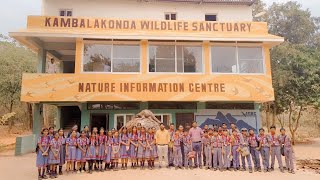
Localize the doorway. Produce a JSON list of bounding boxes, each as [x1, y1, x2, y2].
[[176, 113, 194, 129], [90, 113, 109, 130]]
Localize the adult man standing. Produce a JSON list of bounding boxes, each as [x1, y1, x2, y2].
[[189, 121, 203, 168], [155, 123, 170, 168]]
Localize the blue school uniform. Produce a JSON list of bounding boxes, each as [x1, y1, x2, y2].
[[112, 136, 121, 159], [120, 133, 130, 158], [145, 133, 157, 159], [86, 137, 97, 160], [76, 137, 88, 163], [48, 138, 61, 165], [36, 136, 50, 168], [129, 133, 138, 159], [97, 135, 106, 160], [58, 136, 66, 166], [66, 137, 77, 162], [137, 133, 147, 159], [105, 136, 113, 163]]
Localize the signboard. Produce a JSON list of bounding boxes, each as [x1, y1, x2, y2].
[[21, 73, 274, 102], [27, 16, 270, 36]]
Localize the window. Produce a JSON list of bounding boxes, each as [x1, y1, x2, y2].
[[114, 114, 134, 130], [205, 14, 217, 21], [165, 13, 177, 20], [212, 47, 237, 73], [211, 46, 264, 74], [83, 42, 140, 73], [149, 44, 202, 73], [155, 114, 171, 128], [238, 47, 264, 73], [59, 9, 72, 17]]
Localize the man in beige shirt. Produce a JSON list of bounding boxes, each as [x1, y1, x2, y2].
[[155, 123, 170, 168]]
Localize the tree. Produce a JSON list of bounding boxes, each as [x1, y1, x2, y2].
[[0, 35, 36, 131], [267, 1, 317, 44], [253, 1, 320, 144], [271, 43, 320, 144]]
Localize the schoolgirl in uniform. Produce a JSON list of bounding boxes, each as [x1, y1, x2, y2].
[[97, 127, 106, 171], [240, 128, 253, 173], [129, 126, 139, 169], [202, 131, 211, 170], [137, 127, 147, 169], [48, 127, 54, 141], [36, 128, 50, 180], [57, 128, 66, 175], [172, 130, 182, 170], [257, 128, 272, 172], [120, 127, 130, 170], [248, 129, 261, 172], [66, 130, 78, 173], [231, 130, 241, 171], [182, 130, 192, 169], [76, 130, 88, 173], [86, 132, 97, 174], [112, 131, 121, 171], [280, 128, 295, 174], [105, 130, 113, 170], [145, 128, 157, 169], [48, 132, 61, 178], [222, 129, 232, 171]]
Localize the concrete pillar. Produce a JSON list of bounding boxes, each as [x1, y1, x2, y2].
[[56, 106, 62, 129], [37, 48, 47, 73], [59, 61, 64, 73], [254, 103, 261, 134], [140, 102, 148, 110], [80, 103, 90, 129], [33, 103, 44, 134]]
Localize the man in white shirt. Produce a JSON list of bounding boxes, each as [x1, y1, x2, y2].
[[46, 58, 57, 73]]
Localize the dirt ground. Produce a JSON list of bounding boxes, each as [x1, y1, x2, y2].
[[0, 139, 319, 180]]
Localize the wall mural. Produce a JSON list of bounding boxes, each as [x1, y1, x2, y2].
[[195, 109, 259, 132]]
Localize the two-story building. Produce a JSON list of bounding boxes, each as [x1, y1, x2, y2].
[[10, 0, 283, 135]]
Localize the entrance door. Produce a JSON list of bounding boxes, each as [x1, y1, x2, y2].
[[91, 113, 109, 130], [176, 113, 194, 129]]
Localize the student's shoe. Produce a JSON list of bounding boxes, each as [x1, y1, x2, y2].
[[214, 168, 217, 171], [89, 170, 93, 174], [258, 168, 262, 172], [166, 165, 170, 169], [190, 166, 193, 170], [38, 175, 42, 180], [280, 168, 285, 173], [263, 169, 268, 173], [291, 170, 295, 174], [58, 171, 62, 175], [175, 167, 178, 170], [270, 167, 274, 171], [185, 166, 189, 170], [42, 175, 48, 179], [158, 165, 162, 169], [249, 169, 253, 173], [199, 166, 203, 169], [241, 168, 246, 171]]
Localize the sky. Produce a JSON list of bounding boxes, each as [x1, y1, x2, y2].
[[0, 0, 320, 34]]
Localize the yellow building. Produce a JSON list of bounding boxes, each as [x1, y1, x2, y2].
[[10, 0, 283, 137]]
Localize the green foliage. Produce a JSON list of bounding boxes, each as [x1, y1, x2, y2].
[[0, 35, 36, 113]]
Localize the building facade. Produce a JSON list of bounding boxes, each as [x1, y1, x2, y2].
[[11, 0, 283, 134]]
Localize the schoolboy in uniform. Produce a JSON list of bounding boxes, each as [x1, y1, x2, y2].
[[222, 129, 232, 171], [248, 128, 261, 172], [240, 128, 253, 173], [172, 130, 183, 169], [211, 129, 223, 171], [202, 131, 211, 170], [168, 123, 175, 167], [182, 130, 192, 169], [257, 128, 272, 172], [269, 126, 284, 173], [280, 128, 295, 174]]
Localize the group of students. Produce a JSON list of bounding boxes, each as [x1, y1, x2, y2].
[[35, 123, 295, 179]]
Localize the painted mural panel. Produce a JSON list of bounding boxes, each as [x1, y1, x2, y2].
[[195, 109, 259, 132]]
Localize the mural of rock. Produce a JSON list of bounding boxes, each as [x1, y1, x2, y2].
[[125, 109, 161, 130]]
